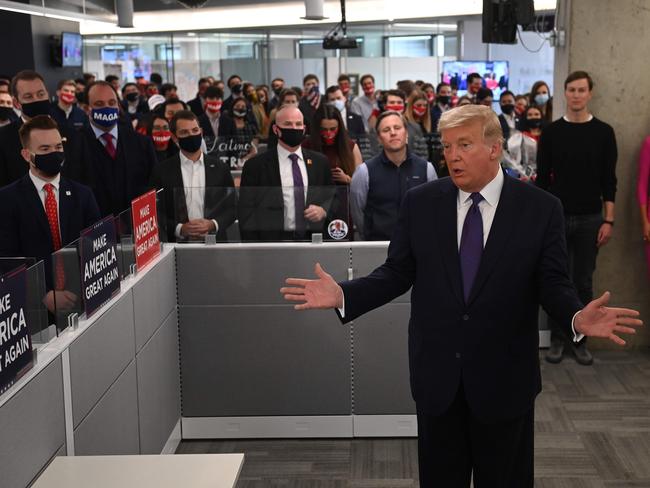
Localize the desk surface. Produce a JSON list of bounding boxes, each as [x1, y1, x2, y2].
[[31, 454, 244, 488]]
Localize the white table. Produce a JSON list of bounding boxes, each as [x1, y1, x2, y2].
[[32, 454, 244, 488]]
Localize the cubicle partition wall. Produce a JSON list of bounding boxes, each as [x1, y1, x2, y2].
[[1, 240, 553, 487], [177, 244, 354, 438], [0, 248, 180, 488], [176, 242, 418, 439]]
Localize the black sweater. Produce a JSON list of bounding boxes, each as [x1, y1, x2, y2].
[[536, 116, 617, 215]]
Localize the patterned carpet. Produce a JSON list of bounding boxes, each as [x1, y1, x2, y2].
[[177, 349, 650, 487]]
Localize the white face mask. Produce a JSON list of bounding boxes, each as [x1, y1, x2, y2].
[[329, 99, 345, 113], [534, 93, 549, 105]]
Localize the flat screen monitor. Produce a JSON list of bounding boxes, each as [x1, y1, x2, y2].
[[441, 60, 510, 99], [62, 32, 82, 67]]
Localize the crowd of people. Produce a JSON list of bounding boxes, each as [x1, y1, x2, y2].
[[0, 66, 647, 364]]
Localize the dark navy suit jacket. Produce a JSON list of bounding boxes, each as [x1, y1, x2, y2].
[[64, 122, 157, 217], [0, 174, 100, 289], [338, 173, 583, 422]]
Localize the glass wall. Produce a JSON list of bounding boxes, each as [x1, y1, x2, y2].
[[83, 20, 459, 100]]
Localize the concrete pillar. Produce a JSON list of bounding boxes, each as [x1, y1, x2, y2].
[[553, 0, 650, 347]]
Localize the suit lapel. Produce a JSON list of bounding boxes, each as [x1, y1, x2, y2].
[[436, 184, 464, 307], [203, 156, 219, 212], [303, 150, 317, 185], [267, 149, 282, 186], [171, 155, 188, 222], [303, 150, 319, 205], [467, 173, 517, 305], [58, 178, 73, 244]]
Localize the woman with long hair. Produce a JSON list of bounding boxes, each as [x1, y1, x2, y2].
[[146, 113, 178, 162], [302, 104, 362, 228], [404, 90, 432, 161], [529, 80, 553, 123], [244, 82, 270, 139]]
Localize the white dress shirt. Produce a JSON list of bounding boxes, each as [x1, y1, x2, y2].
[[277, 144, 308, 231], [175, 151, 219, 238], [456, 168, 504, 249], [207, 113, 220, 137], [91, 123, 119, 147], [340, 108, 348, 129], [29, 170, 61, 234]]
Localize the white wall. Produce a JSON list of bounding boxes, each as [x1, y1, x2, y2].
[[460, 18, 555, 96]]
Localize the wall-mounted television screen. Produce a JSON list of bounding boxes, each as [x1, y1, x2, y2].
[[62, 32, 82, 67], [441, 60, 510, 99]]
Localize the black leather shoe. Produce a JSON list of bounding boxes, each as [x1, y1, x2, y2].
[[545, 340, 564, 364], [573, 342, 593, 366]]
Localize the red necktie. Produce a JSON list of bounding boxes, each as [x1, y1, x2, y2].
[[44, 183, 65, 290], [101, 132, 117, 159]]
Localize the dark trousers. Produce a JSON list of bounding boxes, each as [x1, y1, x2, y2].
[[549, 213, 602, 344], [417, 383, 534, 488]]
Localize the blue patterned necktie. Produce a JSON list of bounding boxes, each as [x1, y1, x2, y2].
[[459, 192, 484, 302], [289, 153, 306, 234]]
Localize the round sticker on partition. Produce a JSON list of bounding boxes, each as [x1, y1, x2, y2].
[[328, 219, 349, 240]]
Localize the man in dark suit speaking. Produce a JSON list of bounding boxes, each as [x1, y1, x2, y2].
[[280, 105, 642, 486], [238, 106, 333, 242]]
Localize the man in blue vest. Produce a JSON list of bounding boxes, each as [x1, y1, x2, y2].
[[350, 111, 437, 240]]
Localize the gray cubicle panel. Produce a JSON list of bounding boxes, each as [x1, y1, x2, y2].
[[68, 291, 136, 428], [73, 360, 140, 455], [136, 311, 181, 454], [176, 245, 349, 306], [352, 304, 415, 414], [177, 245, 351, 417], [132, 251, 177, 352], [0, 357, 65, 488], [350, 245, 410, 303], [350, 246, 415, 414]]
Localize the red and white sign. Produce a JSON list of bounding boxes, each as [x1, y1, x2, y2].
[[131, 190, 161, 271]]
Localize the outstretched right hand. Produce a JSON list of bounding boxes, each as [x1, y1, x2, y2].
[[280, 263, 344, 310]]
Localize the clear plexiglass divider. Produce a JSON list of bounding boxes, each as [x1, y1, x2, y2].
[[50, 189, 168, 334], [0, 258, 51, 345], [169, 185, 353, 243]]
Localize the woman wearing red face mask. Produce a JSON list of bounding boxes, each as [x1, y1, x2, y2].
[[302, 105, 362, 229], [404, 90, 432, 161], [146, 114, 177, 162]]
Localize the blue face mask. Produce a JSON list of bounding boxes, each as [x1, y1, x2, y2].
[[91, 107, 119, 129], [330, 99, 345, 113], [534, 93, 549, 106]]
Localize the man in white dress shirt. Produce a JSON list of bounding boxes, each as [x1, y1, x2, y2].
[[238, 106, 333, 241], [149, 110, 236, 243]]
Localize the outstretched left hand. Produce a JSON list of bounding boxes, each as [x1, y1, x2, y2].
[[574, 291, 643, 346]]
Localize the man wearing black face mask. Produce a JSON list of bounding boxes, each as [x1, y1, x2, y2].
[[298, 74, 322, 134], [239, 106, 333, 241], [65, 81, 157, 217], [269, 77, 285, 111], [150, 110, 236, 242], [497, 90, 520, 143], [120, 82, 149, 122], [0, 91, 15, 127], [0, 115, 100, 312], [0, 70, 54, 188], [431, 82, 452, 133], [222, 74, 243, 115]]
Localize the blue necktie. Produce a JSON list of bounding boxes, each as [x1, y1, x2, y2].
[[289, 153, 306, 235], [459, 192, 484, 302]]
